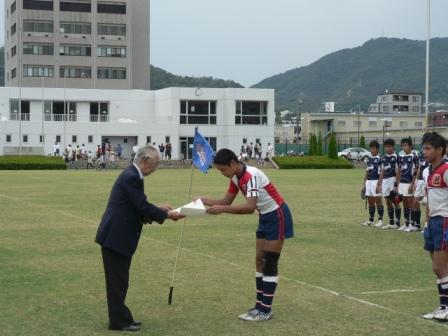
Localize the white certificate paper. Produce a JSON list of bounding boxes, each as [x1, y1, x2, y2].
[[173, 199, 207, 217]]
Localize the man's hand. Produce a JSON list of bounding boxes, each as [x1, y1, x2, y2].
[[167, 210, 185, 221], [159, 204, 173, 212], [408, 183, 415, 194], [375, 182, 382, 194], [207, 205, 227, 215]]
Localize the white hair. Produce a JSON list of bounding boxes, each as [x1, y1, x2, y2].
[[133, 145, 159, 164]]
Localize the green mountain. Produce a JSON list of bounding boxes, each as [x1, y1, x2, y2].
[[150, 65, 243, 90], [252, 37, 448, 112]]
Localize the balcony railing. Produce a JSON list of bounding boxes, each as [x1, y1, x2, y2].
[[44, 114, 77, 122], [9, 113, 30, 121], [90, 115, 110, 122]]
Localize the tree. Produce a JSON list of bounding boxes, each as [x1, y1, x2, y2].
[[308, 133, 315, 155], [317, 133, 323, 156], [328, 133, 338, 159], [359, 135, 366, 149]]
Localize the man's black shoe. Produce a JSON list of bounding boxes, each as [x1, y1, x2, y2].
[[132, 321, 142, 326], [109, 324, 140, 332]]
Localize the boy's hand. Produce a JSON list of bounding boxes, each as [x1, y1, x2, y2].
[[207, 205, 226, 215], [375, 183, 382, 194], [408, 183, 415, 193]]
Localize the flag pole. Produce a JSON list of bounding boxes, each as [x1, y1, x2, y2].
[[168, 129, 197, 305]]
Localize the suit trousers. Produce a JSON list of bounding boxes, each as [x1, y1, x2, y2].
[[101, 246, 134, 328]]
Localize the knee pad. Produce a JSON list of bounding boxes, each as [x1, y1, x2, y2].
[[262, 251, 280, 276]]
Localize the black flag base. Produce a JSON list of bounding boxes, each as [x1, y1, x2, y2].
[[168, 286, 174, 305]]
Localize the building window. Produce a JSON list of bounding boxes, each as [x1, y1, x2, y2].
[[412, 106, 420, 113], [23, 135, 29, 143], [97, 24, 126, 36], [90, 102, 109, 122], [23, 43, 54, 55], [415, 121, 423, 127], [97, 46, 126, 58], [60, 67, 91, 78], [336, 120, 346, 127], [412, 96, 418, 102], [11, 46, 16, 57], [97, 2, 126, 14], [235, 101, 268, 125], [9, 100, 30, 121], [368, 120, 377, 127], [24, 20, 54, 33], [11, 1, 17, 14], [146, 136, 151, 144], [23, 0, 54, 11], [59, 22, 91, 34], [353, 120, 361, 127], [180, 100, 217, 125], [88, 135, 93, 143], [399, 121, 408, 128], [382, 105, 389, 113], [40, 135, 45, 143], [393, 95, 409, 102], [123, 138, 128, 144], [11, 68, 16, 79], [393, 105, 409, 112], [72, 135, 77, 143], [165, 136, 170, 144], [56, 135, 61, 143], [97, 68, 126, 79], [60, 1, 91, 12], [242, 138, 247, 144], [11, 23, 16, 36], [6, 135, 12, 143], [60, 45, 91, 56], [23, 65, 54, 77]]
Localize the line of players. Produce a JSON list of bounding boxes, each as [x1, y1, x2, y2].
[[362, 137, 448, 232]]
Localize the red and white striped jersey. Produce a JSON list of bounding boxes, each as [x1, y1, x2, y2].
[[227, 165, 284, 214], [423, 162, 448, 217]]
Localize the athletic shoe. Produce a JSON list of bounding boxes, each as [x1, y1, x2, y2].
[[238, 308, 259, 321], [405, 225, 419, 232], [243, 311, 273, 321], [362, 221, 374, 226], [434, 308, 448, 320], [374, 220, 384, 228], [381, 224, 398, 230], [424, 306, 447, 320], [397, 225, 407, 231]]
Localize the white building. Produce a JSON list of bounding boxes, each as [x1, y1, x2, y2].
[[0, 86, 275, 158]]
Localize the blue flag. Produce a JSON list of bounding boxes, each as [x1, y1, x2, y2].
[[192, 129, 214, 173]]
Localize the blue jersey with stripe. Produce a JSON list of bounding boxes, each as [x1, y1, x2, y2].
[[399, 152, 418, 183], [381, 153, 398, 179], [417, 151, 428, 180], [366, 155, 381, 180]]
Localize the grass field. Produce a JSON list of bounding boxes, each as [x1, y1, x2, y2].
[[0, 168, 445, 335]]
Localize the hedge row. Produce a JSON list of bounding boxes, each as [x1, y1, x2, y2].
[[0, 156, 67, 170], [273, 156, 353, 169]]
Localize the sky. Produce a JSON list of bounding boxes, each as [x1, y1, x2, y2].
[[1, 0, 447, 86]]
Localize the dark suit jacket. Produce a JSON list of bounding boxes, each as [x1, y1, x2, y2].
[[95, 165, 168, 257]]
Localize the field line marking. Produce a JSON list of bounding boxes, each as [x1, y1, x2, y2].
[[2, 192, 448, 329], [360, 289, 434, 295]]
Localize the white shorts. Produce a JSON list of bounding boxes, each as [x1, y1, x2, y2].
[[365, 180, 382, 197], [398, 183, 413, 197], [381, 177, 396, 197], [414, 179, 426, 198]]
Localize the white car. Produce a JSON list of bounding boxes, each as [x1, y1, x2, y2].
[[338, 148, 371, 162]]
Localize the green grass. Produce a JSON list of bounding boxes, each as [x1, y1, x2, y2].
[[0, 168, 444, 335], [0, 155, 66, 170], [273, 156, 353, 169]]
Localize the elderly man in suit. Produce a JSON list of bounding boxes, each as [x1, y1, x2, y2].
[[95, 145, 184, 332]]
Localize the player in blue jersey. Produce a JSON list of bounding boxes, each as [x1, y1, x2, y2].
[[409, 150, 428, 232], [396, 137, 419, 231], [376, 138, 400, 229], [361, 140, 384, 227]]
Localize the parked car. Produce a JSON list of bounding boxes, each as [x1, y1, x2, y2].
[[338, 148, 371, 162]]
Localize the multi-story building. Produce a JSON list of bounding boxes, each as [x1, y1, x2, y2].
[[369, 91, 423, 114], [4, 0, 149, 90]]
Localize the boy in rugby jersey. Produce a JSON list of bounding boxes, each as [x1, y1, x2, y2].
[[198, 149, 294, 322], [420, 132, 448, 320], [396, 137, 419, 231], [376, 138, 401, 229], [409, 149, 429, 232], [361, 140, 384, 227]]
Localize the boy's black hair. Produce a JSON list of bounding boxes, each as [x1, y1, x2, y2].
[[401, 137, 413, 147], [422, 132, 446, 156], [214, 149, 239, 166], [369, 140, 380, 149], [383, 138, 395, 147]]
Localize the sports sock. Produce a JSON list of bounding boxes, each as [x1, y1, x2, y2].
[[377, 205, 384, 220], [255, 272, 263, 310], [438, 277, 448, 308], [259, 276, 278, 314], [415, 210, 421, 228], [394, 206, 401, 225], [369, 206, 375, 222], [387, 206, 394, 225], [404, 207, 410, 226]]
